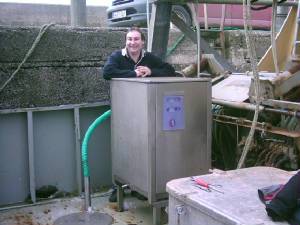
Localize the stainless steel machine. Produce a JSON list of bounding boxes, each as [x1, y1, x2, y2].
[[110, 77, 211, 224]]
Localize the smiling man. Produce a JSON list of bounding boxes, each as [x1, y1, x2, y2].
[[103, 27, 176, 203], [103, 27, 175, 79]]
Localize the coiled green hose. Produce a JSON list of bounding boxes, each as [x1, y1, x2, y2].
[[81, 109, 111, 177]]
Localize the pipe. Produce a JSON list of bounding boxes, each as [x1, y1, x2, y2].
[[166, 34, 185, 57], [213, 114, 300, 137], [84, 176, 92, 212], [212, 99, 300, 118], [81, 109, 111, 211], [212, 99, 264, 111], [265, 107, 300, 117]]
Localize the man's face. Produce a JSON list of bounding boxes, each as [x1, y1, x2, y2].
[[126, 30, 144, 55]]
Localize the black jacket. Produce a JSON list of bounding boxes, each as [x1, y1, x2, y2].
[[265, 171, 300, 225], [103, 49, 175, 80]]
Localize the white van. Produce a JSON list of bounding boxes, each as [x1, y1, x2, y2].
[[106, 0, 272, 29], [106, 0, 192, 27]]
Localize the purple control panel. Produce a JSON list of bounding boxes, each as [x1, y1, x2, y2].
[[163, 95, 185, 131]]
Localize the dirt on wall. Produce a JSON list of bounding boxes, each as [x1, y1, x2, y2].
[[0, 25, 270, 110]]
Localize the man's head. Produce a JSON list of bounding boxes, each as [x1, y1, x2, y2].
[[125, 27, 145, 56]]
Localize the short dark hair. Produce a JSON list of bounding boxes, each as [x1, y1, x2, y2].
[[126, 27, 145, 41]]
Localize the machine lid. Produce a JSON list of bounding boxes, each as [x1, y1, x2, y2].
[[166, 167, 292, 225], [212, 74, 251, 102], [111, 77, 210, 83]]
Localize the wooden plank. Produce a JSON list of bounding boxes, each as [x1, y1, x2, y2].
[[258, 7, 297, 72], [171, 12, 237, 72], [148, 2, 172, 59]]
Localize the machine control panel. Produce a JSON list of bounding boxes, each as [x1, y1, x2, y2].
[[163, 95, 185, 131]]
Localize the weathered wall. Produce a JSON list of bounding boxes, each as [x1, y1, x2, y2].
[[0, 3, 107, 27], [0, 26, 119, 109], [0, 26, 271, 110], [225, 30, 271, 72], [167, 29, 271, 71]]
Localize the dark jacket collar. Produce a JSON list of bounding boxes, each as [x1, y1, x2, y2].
[[122, 48, 146, 59]]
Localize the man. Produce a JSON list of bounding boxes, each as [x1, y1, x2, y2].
[[103, 27, 176, 202], [103, 27, 176, 79], [272, 63, 300, 85]]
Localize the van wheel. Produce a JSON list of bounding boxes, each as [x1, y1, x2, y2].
[[172, 5, 192, 27]]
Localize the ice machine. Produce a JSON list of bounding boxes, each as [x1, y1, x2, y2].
[[110, 77, 211, 205]]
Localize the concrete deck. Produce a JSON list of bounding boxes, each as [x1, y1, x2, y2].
[[0, 191, 158, 225]]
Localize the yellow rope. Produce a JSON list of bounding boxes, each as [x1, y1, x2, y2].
[[0, 23, 55, 93], [271, 0, 280, 76], [237, 0, 261, 169]]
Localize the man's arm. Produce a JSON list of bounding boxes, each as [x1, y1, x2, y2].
[[103, 51, 136, 80], [147, 53, 175, 77], [272, 63, 300, 85]]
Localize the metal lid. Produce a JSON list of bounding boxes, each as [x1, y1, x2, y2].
[[111, 77, 210, 83]]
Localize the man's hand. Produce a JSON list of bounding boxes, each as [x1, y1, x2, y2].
[[136, 66, 152, 77], [135, 69, 144, 77], [272, 71, 293, 85]]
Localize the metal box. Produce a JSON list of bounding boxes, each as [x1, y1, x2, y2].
[[167, 167, 292, 225], [111, 77, 211, 204]]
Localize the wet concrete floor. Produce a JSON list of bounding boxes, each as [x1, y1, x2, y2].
[[0, 191, 158, 225]]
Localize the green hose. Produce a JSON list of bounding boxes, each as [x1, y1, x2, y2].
[[81, 109, 111, 177], [166, 34, 185, 57]]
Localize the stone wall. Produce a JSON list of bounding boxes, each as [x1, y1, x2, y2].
[[0, 25, 271, 110]]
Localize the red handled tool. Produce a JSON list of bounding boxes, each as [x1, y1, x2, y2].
[[191, 177, 224, 194]]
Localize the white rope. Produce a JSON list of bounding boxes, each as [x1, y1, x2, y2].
[[237, 0, 261, 169], [0, 23, 55, 93], [271, 0, 280, 76], [188, 3, 201, 77], [146, 0, 150, 51]]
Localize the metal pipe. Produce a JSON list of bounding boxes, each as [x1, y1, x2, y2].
[[265, 107, 300, 118], [74, 108, 82, 196], [213, 114, 300, 137], [213, 99, 300, 118], [84, 177, 92, 212], [27, 111, 36, 203], [81, 109, 111, 211], [212, 99, 264, 111]]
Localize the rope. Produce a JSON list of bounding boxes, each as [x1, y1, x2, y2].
[[188, 3, 201, 77], [0, 23, 55, 93], [237, 0, 261, 169], [146, 0, 150, 51], [271, 0, 280, 76]]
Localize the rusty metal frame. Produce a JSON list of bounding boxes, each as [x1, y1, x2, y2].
[[213, 114, 300, 138]]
